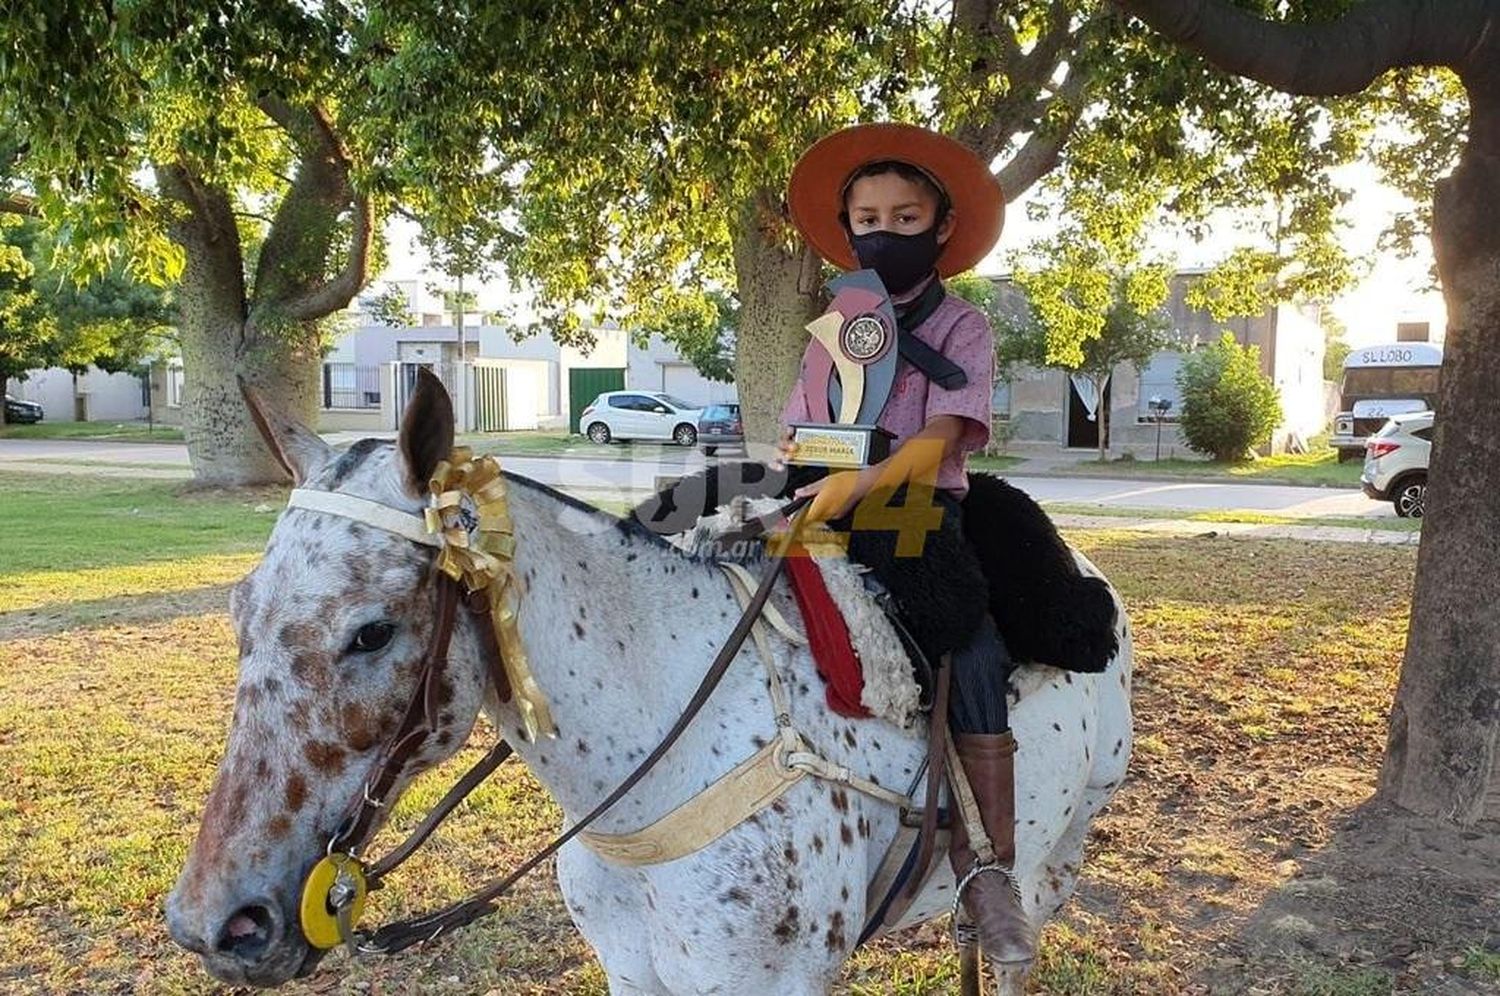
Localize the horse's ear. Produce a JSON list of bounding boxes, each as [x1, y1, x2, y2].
[[239, 377, 332, 486], [397, 368, 455, 496]]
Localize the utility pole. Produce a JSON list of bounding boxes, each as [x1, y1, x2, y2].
[[455, 271, 466, 432]]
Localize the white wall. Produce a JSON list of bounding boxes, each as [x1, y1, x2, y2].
[[627, 333, 736, 407], [12, 366, 147, 421], [1272, 303, 1329, 443]]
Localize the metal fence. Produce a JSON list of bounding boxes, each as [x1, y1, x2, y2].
[[322, 363, 382, 410]]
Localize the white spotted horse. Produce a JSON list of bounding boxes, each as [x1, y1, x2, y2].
[[166, 371, 1133, 994]]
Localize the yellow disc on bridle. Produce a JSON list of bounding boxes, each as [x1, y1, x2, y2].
[[299, 853, 368, 950]]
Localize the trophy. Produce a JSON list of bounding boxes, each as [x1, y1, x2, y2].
[[787, 269, 900, 469]]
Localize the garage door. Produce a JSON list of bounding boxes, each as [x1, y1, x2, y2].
[[661, 364, 708, 407]]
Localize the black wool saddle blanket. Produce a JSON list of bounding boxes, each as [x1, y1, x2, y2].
[[631, 462, 1119, 676]]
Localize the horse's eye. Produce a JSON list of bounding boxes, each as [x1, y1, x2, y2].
[[348, 622, 396, 654]]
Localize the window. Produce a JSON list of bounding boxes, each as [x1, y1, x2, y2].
[[1412, 426, 1434, 441], [166, 364, 186, 408], [609, 394, 655, 411], [1136, 351, 1184, 421], [655, 394, 694, 410], [1343, 367, 1441, 396], [991, 378, 1011, 419]]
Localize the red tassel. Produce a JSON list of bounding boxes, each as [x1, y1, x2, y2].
[[784, 549, 870, 718]]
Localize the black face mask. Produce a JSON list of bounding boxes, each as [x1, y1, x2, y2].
[[850, 226, 943, 295]]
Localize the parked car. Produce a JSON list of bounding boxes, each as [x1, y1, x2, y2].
[[1361, 411, 1433, 517], [697, 403, 744, 456], [3, 395, 43, 424], [578, 391, 704, 446]]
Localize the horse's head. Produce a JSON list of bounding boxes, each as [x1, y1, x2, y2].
[[166, 372, 493, 986]]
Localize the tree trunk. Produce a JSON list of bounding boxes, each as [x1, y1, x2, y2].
[[1096, 373, 1110, 462], [170, 194, 320, 486], [731, 190, 823, 447], [1378, 79, 1500, 825], [0, 374, 8, 424]]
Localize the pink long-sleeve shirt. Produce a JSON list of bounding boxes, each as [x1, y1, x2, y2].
[[780, 290, 994, 496]]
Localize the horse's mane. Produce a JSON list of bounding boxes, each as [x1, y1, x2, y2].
[[501, 470, 762, 566]]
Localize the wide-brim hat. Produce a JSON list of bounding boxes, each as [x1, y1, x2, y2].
[[787, 123, 1005, 277]]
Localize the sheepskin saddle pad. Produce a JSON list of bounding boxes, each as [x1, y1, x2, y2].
[[671, 500, 926, 729]]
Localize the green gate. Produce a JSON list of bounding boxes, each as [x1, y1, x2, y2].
[[568, 367, 626, 434]]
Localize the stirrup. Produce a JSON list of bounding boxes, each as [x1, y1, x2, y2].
[[950, 860, 1024, 937]]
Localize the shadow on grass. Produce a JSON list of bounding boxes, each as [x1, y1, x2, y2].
[[1193, 799, 1500, 996], [0, 582, 236, 640]]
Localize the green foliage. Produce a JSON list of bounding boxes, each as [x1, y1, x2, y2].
[[1323, 312, 1352, 380], [0, 217, 171, 390], [1176, 332, 1283, 461], [364, 283, 415, 328], [632, 289, 737, 382]]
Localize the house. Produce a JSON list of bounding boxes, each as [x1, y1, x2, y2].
[[990, 271, 1328, 455], [8, 366, 149, 422], [146, 307, 735, 434]]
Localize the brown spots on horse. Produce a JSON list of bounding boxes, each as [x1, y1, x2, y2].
[[573, 621, 586, 639], [840, 822, 853, 846], [722, 887, 752, 906], [284, 772, 308, 813], [811, 834, 824, 854], [842, 728, 856, 748], [857, 815, 870, 839], [824, 910, 846, 952], [772, 906, 800, 943], [339, 703, 382, 752], [290, 650, 336, 693], [304, 740, 347, 775], [266, 815, 291, 840], [783, 844, 799, 865], [576, 739, 590, 755], [841, 884, 849, 901], [1113, 739, 1124, 756], [830, 788, 849, 813]]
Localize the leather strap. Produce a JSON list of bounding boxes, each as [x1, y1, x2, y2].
[[896, 282, 967, 391], [357, 506, 810, 954], [367, 738, 513, 883], [906, 661, 951, 901]]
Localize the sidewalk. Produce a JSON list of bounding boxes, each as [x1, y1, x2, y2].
[[1048, 512, 1419, 546]]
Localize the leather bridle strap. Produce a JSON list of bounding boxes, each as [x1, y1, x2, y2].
[[357, 503, 811, 955], [329, 574, 514, 882]]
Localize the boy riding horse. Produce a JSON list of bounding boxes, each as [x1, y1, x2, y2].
[[774, 123, 1030, 968]]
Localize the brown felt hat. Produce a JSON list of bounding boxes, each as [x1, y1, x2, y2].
[[787, 123, 1005, 277]]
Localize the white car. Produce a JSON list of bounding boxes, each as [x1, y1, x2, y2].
[[1361, 411, 1433, 517], [579, 391, 704, 446]]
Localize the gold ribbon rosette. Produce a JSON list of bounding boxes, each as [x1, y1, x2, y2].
[[425, 448, 556, 741]]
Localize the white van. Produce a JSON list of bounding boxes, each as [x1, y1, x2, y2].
[[1330, 342, 1443, 462]]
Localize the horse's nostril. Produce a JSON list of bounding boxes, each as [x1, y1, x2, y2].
[[215, 902, 280, 962]]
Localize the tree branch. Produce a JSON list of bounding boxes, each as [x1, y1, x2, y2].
[[1114, 0, 1495, 96], [253, 96, 372, 323], [995, 67, 1091, 200]]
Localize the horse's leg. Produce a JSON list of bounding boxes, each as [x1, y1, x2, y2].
[[557, 846, 666, 994], [991, 961, 1028, 996]]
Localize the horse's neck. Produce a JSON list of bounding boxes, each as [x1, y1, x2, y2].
[[478, 482, 771, 823]]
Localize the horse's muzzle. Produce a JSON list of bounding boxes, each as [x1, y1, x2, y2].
[[166, 889, 318, 987]]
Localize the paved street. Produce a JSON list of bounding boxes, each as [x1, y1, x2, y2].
[[0, 437, 1392, 519]]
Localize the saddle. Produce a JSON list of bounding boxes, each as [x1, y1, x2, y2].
[[638, 464, 1120, 695]]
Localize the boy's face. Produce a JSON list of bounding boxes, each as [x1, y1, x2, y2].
[[844, 172, 956, 245]]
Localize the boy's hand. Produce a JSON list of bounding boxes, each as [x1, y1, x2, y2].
[[772, 427, 798, 470], [796, 467, 875, 524]]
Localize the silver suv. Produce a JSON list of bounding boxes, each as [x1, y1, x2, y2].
[[1361, 411, 1433, 518]]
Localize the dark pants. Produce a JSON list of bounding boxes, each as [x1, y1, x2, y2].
[[828, 484, 1010, 735]]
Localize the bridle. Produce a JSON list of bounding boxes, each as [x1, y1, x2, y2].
[[286, 455, 811, 956]]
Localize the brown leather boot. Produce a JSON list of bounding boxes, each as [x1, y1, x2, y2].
[[948, 730, 1034, 966]]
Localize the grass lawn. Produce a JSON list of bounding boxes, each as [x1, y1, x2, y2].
[[1061, 448, 1362, 488], [1, 476, 1493, 995], [0, 420, 184, 442]]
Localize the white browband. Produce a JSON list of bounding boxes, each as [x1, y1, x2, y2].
[[286, 489, 443, 548]]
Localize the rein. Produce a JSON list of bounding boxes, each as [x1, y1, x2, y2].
[[295, 470, 812, 956]]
